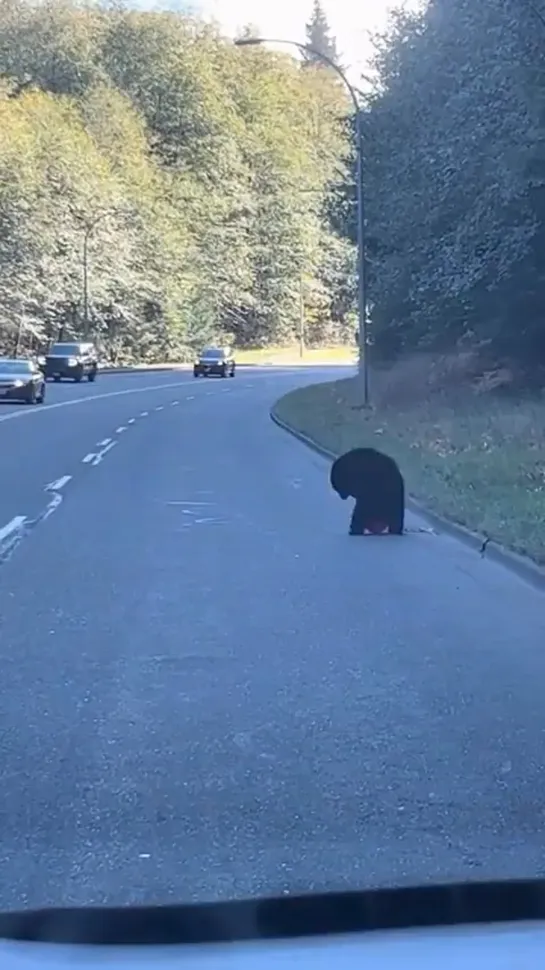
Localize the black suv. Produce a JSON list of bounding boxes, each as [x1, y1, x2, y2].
[[193, 347, 236, 378], [43, 342, 99, 383]]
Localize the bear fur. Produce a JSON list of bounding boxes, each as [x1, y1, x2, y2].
[[330, 447, 405, 536]]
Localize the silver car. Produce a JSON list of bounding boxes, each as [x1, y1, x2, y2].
[[0, 358, 46, 404]]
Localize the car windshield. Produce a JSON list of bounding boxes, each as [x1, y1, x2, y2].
[[0, 360, 32, 374], [201, 348, 224, 359], [49, 344, 81, 355], [2, 0, 545, 928]]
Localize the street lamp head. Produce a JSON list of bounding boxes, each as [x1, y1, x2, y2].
[[234, 37, 264, 47]]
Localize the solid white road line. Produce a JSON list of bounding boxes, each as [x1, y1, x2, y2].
[[0, 516, 26, 545], [0, 379, 193, 426], [45, 475, 72, 492]]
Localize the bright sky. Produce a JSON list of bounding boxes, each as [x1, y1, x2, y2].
[[194, 1, 423, 81]]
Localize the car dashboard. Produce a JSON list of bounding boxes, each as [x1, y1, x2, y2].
[[2, 920, 545, 969]]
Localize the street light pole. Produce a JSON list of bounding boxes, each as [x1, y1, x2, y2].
[[355, 108, 368, 405], [235, 36, 369, 404]]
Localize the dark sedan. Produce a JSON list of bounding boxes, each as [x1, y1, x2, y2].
[[193, 348, 236, 378], [0, 358, 46, 404]]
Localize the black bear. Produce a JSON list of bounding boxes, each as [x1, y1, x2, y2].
[[330, 447, 405, 536]]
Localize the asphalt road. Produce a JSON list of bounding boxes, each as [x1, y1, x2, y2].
[[1, 365, 545, 910]]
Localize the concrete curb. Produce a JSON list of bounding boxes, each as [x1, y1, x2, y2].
[[270, 406, 545, 593]]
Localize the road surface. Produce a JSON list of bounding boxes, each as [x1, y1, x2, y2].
[[0, 365, 545, 909]]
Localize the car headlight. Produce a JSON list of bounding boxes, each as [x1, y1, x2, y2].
[[67, 357, 78, 366], [12, 380, 24, 388]]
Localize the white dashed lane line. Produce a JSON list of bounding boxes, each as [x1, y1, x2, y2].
[[92, 441, 117, 466], [42, 491, 63, 521], [46, 475, 72, 492], [1, 381, 252, 566], [0, 515, 26, 546], [0, 515, 26, 561]]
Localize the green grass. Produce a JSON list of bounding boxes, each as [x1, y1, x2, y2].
[[234, 345, 357, 365], [274, 374, 545, 566]]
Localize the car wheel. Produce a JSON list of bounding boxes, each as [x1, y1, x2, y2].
[[53, 375, 61, 382], [38, 384, 46, 404], [230, 367, 235, 377], [74, 372, 83, 383], [88, 369, 97, 382], [26, 386, 36, 405], [221, 366, 227, 378]]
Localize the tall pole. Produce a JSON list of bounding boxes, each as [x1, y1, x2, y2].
[[355, 108, 368, 404], [235, 36, 369, 404]]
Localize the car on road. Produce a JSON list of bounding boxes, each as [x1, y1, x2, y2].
[[43, 341, 98, 383], [0, 357, 46, 404], [193, 347, 236, 378]]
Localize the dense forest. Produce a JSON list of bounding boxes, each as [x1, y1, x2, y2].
[[0, 0, 355, 361], [334, 0, 545, 383], [3, 0, 544, 377]]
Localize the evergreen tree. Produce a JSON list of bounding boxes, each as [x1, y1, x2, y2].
[[304, 1, 339, 67]]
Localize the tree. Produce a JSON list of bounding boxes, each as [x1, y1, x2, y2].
[[0, 0, 355, 360], [330, 0, 545, 376], [304, 1, 340, 67]]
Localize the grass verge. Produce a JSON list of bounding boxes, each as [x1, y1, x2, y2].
[[273, 373, 545, 566], [234, 345, 356, 365]]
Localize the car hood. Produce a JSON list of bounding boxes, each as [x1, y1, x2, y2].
[[0, 372, 32, 383], [1, 921, 545, 969]]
